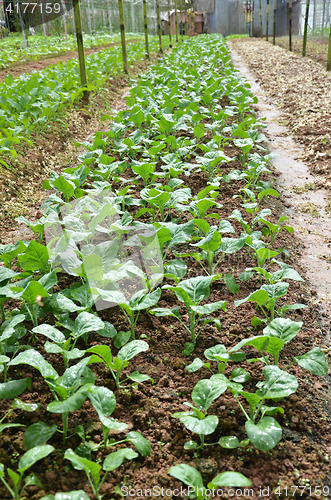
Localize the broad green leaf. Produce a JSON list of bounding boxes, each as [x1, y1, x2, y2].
[[224, 273, 239, 294], [263, 318, 302, 344], [118, 340, 149, 361], [47, 385, 91, 413], [23, 422, 57, 450], [18, 444, 54, 473], [294, 347, 328, 376], [191, 300, 226, 316], [177, 414, 218, 435], [103, 448, 138, 471], [64, 448, 101, 485], [88, 385, 116, 417], [168, 464, 204, 488], [8, 350, 58, 379], [192, 379, 227, 410], [126, 431, 151, 456], [230, 368, 250, 383], [74, 312, 104, 337], [204, 345, 227, 361], [230, 335, 269, 353], [32, 324, 66, 344], [87, 345, 112, 365], [208, 471, 251, 487], [186, 358, 210, 373], [235, 289, 269, 308], [245, 417, 282, 451], [12, 399, 40, 412], [0, 378, 31, 399], [18, 240, 49, 272], [218, 436, 240, 449], [256, 366, 298, 399]]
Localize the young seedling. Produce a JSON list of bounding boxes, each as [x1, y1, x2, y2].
[[151, 275, 226, 355], [169, 464, 251, 500], [64, 445, 146, 500], [0, 445, 54, 500], [88, 340, 151, 389], [172, 378, 227, 449], [186, 344, 247, 376]]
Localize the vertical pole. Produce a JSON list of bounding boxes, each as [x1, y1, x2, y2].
[[273, 0, 276, 44], [168, 0, 172, 47], [327, 23, 331, 69], [266, 0, 269, 41], [175, 0, 178, 42], [118, 0, 128, 73], [259, 0, 263, 36], [156, 0, 163, 52], [143, 0, 149, 58], [72, 0, 88, 104], [302, 0, 310, 56], [313, 0, 316, 35], [252, 0, 254, 36], [289, 0, 292, 51]]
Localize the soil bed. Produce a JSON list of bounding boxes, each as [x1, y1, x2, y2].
[[0, 37, 330, 500]]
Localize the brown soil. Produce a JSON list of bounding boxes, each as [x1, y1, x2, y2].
[[0, 39, 330, 500], [274, 35, 330, 68], [230, 38, 331, 185]]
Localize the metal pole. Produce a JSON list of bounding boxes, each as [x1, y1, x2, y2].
[[72, 0, 88, 104], [87, 0, 92, 35], [289, 0, 292, 51], [273, 0, 276, 44], [266, 0, 269, 41], [302, 0, 310, 56], [313, 0, 316, 35], [143, 0, 149, 58], [118, 0, 128, 73], [252, 0, 254, 36], [92, 0, 96, 33], [156, 0, 163, 51]]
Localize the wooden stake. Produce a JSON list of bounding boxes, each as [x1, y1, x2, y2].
[[180, 0, 183, 40], [322, 0, 326, 34], [72, 0, 89, 104], [118, 0, 128, 73], [156, 0, 163, 52], [266, 0, 269, 41], [143, 0, 149, 58], [302, 0, 310, 56]]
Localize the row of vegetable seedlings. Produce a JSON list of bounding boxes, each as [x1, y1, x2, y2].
[[0, 35, 166, 172], [0, 34, 328, 499]]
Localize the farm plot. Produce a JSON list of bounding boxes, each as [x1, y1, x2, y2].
[[0, 34, 330, 500]]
